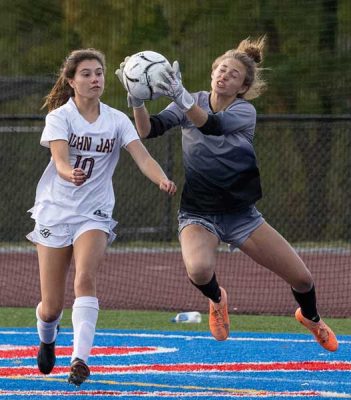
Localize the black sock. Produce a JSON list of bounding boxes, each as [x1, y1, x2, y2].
[[291, 285, 320, 322], [190, 273, 222, 303]]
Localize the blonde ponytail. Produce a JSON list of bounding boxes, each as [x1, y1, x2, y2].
[[212, 35, 267, 100]]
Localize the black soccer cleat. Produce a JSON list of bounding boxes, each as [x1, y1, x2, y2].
[[37, 325, 59, 374], [68, 358, 90, 386], [37, 342, 56, 374]]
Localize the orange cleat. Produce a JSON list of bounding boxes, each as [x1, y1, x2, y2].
[[209, 287, 230, 341], [295, 308, 338, 352]]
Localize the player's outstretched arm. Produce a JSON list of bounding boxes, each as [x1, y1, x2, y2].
[[115, 57, 151, 138], [125, 139, 177, 196], [154, 61, 208, 127], [50, 140, 87, 186], [133, 106, 152, 139], [115, 58, 145, 109], [154, 61, 194, 112]]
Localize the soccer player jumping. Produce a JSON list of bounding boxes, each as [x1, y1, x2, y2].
[[116, 36, 338, 352]]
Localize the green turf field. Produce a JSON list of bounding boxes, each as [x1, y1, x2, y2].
[[1, 307, 350, 334]]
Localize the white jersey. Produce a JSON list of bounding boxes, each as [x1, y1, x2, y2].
[[28, 98, 139, 226]]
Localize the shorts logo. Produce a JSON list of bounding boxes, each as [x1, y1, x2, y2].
[[39, 228, 51, 238], [93, 209, 108, 218]]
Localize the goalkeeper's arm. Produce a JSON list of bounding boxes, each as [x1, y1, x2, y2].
[[154, 61, 209, 128], [133, 106, 151, 139]]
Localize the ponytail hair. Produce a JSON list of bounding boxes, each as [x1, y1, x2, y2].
[[212, 35, 267, 100], [42, 48, 106, 112]]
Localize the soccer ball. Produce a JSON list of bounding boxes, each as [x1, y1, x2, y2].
[[122, 51, 171, 100]]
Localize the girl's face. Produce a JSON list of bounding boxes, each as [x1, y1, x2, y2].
[[69, 59, 105, 100], [211, 58, 247, 98]]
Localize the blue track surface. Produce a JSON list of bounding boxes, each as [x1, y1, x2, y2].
[[0, 328, 351, 399]]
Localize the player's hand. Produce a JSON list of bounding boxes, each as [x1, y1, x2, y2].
[[159, 178, 177, 196], [154, 61, 194, 112], [70, 168, 87, 186], [115, 57, 145, 108]]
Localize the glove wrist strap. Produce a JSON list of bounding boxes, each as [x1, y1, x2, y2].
[[176, 89, 195, 112], [127, 94, 144, 108]]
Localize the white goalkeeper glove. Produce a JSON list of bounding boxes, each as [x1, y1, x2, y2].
[[115, 57, 145, 108], [154, 61, 195, 112]]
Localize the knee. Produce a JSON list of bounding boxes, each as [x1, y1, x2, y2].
[[185, 258, 214, 285], [74, 271, 96, 294], [292, 271, 314, 293], [39, 305, 62, 323]]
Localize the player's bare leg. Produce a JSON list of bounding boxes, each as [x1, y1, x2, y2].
[[240, 222, 338, 351], [68, 229, 107, 385], [180, 224, 218, 285], [180, 225, 229, 340], [36, 245, 72, 374], [240, 222, 312, 290]]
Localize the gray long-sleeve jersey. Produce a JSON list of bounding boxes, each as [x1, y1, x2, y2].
[[148, 91, 262, 214]]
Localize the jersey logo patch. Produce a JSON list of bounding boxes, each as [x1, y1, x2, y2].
[[94, 209, 109, 218], [39, 228, 52, 238]]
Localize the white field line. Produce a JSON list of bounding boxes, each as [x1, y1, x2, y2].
[[0, 330, 350, 344], [1, 245, 351, 255]]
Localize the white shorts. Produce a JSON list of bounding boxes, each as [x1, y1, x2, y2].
[[26, 219, 117, 248]]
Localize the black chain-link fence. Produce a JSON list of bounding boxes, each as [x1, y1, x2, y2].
[[1, 115, 350, 244], [1, 115, 350, 316]]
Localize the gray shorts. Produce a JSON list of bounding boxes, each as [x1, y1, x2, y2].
[[178, 206, 265, 250]]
